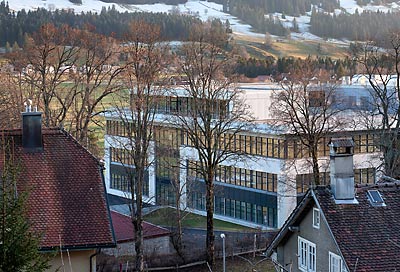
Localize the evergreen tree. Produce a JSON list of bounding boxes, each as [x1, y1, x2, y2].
[[11, 41, 19, 51], [291, 18, 299, 32], [4, 41, 10, 52], [0, 139, 50, 272]]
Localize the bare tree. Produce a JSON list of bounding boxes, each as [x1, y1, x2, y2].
[[70, 28, 123, 151], [21, 24, 80, 127], [112, 21, 170, 272], [352, 34, 400, 178], [0, 69, 25, 129], [169, 165, 187, 260], [271, 60, 342, 186], [171, 24, 251, 267]]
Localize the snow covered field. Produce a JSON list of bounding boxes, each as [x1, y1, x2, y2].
[[339, 0, 400, 14]]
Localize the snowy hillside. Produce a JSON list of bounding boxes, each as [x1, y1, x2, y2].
[[9, 0, 261, 37], [8, 0, 400, 41]]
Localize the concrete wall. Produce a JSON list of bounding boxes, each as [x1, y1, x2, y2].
[[47, 249, 96, 272], [277, 205, 341, 272], [104, 236, 172, 257]]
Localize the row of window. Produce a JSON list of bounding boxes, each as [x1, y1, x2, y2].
[[107, 120, 381, 160], [182, 133, 287, 159], [296, 168, 376, 194], [188, 192, 277, 228], [110, 147, 134, 165], [106, 120, 135, 138], [153, 95, 228, 119], [153, 126, 181, 149], [156, 182, 176, 206], [296, 172, 331, 194], [298, 237, 347, 272], [187, 161, 278, 192], [156, 156, 179, 182], [110, 172, 149, 196], [107, 120, 183, 150]]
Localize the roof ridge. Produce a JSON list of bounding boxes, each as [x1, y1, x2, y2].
[[356, 181, 400, 191], [59, 128, 104, 168]]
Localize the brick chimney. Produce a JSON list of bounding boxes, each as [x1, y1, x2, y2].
[[329, 138, 357, 203], [22, 99, 43, 152]]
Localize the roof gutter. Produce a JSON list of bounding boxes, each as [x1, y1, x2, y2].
[[39, 242, 117, 253], [99, 164, 117, 247]]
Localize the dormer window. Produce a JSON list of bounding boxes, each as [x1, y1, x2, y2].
[[313, 208, 320, 229], [367, 190, 386, 207]]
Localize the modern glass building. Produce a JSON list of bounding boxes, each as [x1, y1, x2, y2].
[[103, 83, 382, 229]]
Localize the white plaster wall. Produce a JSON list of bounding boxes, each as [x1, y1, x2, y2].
[[179, 158, 188, 210], [238, 86, 282, 121], [277, 161, 297, 228], [47, 249, 96, 272]]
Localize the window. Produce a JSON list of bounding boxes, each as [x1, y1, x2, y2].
[[354, 168, 375, 184], [367, 190, 386, 207], [309, 90, 326, 108], [313, 208, 320, 229], [329, 252, 347, 272], [329, 252, 340, 272], [298, 237, 316, 272]]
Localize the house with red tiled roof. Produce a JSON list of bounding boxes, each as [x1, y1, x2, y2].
[[106, 211, 171, 256], [266, 138, 400, 272], [0, 110, 116, 272]]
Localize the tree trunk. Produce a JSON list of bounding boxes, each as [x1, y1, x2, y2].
[[311, 145, 320, 186], [205, 169, 215, 267], [174, 201, 184, 259], [133, 170, 144, 272]]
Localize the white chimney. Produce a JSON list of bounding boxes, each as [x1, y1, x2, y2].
[[329, 138, 357, 203]]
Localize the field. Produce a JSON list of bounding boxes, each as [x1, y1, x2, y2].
[[234, 33, 349, 59]]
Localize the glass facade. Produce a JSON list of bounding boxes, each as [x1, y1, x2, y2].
[[109, 164, 149, 196], [296, 167, 376, 193], [188, 160, 277, 192], [354, 167, 375, 184], [188, 192, 277, 228], [296, 172, 331, 194]]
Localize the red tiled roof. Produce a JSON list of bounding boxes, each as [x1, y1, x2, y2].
[[315, 184, 400, 272], [111, 211, 170, 243], [0, 128, 115, 250]]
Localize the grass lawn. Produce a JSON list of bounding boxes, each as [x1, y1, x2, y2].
[[234, 33, 348, 59], [144, 207, 256, 232]]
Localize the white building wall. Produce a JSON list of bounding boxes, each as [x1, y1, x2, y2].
[[238, 84, 281, 121], [179, 158, 188, 210]]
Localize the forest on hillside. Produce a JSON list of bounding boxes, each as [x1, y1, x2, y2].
[[310, 9, 400, 41], [214, 0, 339, 35], [236, 55, 356, 78], [0, 1, 206, 47]]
